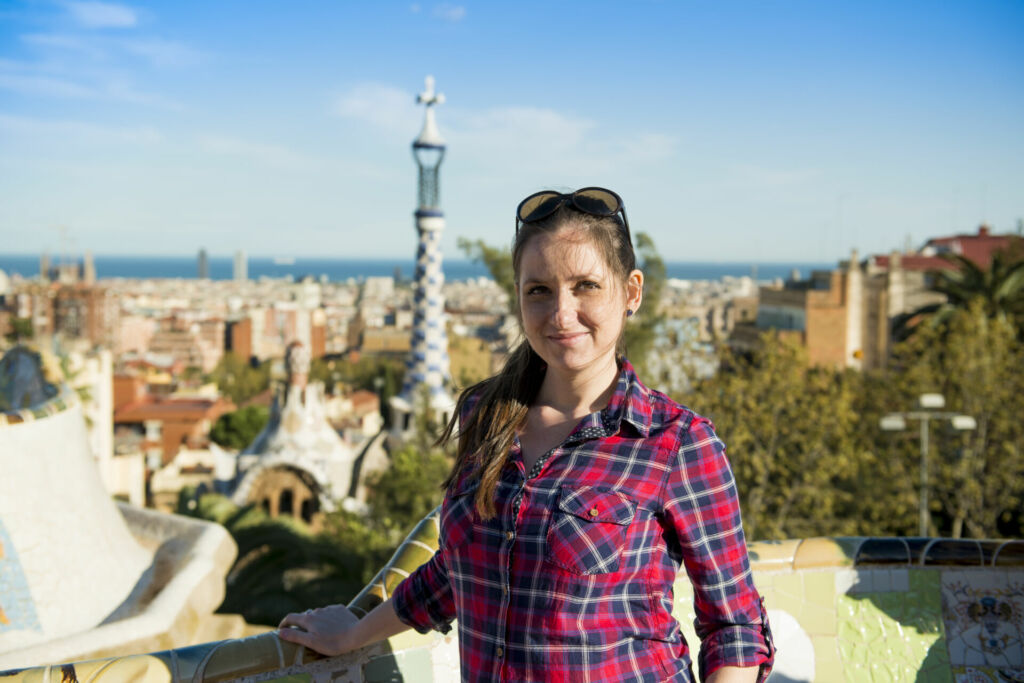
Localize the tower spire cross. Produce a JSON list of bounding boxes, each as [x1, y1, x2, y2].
[[417, 75, 445, 108]]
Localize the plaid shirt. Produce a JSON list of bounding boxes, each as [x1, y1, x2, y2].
[[392, 360, 774, 682]]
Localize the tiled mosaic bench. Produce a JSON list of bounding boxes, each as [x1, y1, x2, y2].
[[2, 507, 1021, 683]]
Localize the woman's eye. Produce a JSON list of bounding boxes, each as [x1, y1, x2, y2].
[[526, 286, 548, 296], [578, 280, 600, 290]]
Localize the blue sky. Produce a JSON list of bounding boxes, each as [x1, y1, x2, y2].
[[1, 1, 1022, 263]]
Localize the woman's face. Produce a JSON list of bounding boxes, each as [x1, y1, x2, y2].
[[516, 225, 642, 377]]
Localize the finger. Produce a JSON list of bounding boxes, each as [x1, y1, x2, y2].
[[277, 626, 314, 647], [277, 612, 310, 630]]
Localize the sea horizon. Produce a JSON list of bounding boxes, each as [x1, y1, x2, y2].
[[0, 253, 836, 284]]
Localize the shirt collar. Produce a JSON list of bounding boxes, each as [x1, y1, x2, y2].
[[600, 358, 652, 438]]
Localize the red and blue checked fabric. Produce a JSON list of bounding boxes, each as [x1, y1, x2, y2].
[[392, 359, 774, 682]]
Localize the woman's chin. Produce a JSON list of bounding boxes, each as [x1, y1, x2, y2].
[[538, 348, 615, 376]]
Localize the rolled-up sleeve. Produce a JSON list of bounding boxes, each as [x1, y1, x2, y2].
[[660, 416, 774, 681], [391, 548, 456, 634]]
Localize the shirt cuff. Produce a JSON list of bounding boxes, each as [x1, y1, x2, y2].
[[698, 598, 775, 682]]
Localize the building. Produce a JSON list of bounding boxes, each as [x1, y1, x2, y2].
[[390, 76, 455, 437], [233, 250, 247, 282], [114, 390, 235, 468], [224, 317, 253, 361], [52, 284, 118, 348], [752, 267, 853, 368], [82, 251, 96, 285], [228, 342, 382, 526], [197, 248, 209, 279], [921, 223, 1022, 268], [738, 224, 1023, 370]]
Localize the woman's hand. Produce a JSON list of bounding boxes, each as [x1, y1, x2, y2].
[[277, 599, 410, 657], [278, 604, 361, 656]]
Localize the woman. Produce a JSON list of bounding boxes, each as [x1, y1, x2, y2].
[[279, 187, 774, 682]]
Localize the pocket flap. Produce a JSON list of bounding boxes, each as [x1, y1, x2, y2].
[[557, 486, 636, 525]]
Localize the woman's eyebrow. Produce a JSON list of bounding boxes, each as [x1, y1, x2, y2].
[[522, 271, 603, 283]]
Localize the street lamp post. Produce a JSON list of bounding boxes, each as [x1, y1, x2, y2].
[[880, 393, 977, 536]]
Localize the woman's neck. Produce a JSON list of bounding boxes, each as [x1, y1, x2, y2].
[[535, 354, 620, 418]]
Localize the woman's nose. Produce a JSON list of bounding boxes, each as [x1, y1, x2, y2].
[[551, 290, 577, 326]]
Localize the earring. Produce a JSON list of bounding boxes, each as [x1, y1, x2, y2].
[[626, 309, 634, 317]]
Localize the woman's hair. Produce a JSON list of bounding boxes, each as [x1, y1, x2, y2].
[[438, 203, 638, 519]]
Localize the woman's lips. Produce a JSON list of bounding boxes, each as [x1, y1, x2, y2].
[[549, 331, 587, 345]]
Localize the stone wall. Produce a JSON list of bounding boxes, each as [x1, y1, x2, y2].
[[5, 524, 1021, 682]]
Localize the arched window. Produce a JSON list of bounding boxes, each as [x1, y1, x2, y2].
[[279, 488, 294, 516], [301, 497, 317, 524]]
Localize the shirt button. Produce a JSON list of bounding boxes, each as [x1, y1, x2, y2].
[[589, 508, 599, 517], [496, 647, 504, 658], [505, 530, 514, 541]]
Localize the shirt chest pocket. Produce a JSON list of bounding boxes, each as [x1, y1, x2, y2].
[[546, 485, 637, 575], [440, 480, 478, 552]]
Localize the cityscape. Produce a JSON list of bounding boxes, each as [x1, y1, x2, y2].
[[1, 2, 1023, 682]]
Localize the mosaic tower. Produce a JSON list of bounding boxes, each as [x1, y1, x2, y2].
[[392, 76, 454, 434]]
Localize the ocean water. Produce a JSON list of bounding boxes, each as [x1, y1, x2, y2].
[[0, 254, 833, 284]]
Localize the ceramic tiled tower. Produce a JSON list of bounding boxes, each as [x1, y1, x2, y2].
[[391, 76, 455, 438]]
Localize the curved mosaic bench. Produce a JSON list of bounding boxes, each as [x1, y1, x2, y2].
[[0, 346, 67, 427], [0, 347, 245, 672], [0, 382, 77, 426], [2, 514, 1022, 682]]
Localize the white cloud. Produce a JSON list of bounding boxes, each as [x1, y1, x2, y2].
[[619, 133, 679, 163], [121, 38, 202, 67], [63, 1, 138, 29], [728, 163, 820, 189], [0, 114, 162, 145], [334, 83, 420, 134], [20, 33, 104, 58], [0, 72, 96, 98], [0, 64, 183, 109], [332, 82, 678, 178], [198, 135, 316, 171], [449, 106, 595, 152], [432, 3, 466, 22], [102, 80, 184, 110]]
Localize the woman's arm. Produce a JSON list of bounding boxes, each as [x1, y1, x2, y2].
[[278, 598, 409, 656], [707, 666, 760, 683], [661, 416, 774, 681]]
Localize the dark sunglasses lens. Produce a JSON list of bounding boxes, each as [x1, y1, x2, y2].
[[572, 189, 619, 215], [518, 193, 564, 223]]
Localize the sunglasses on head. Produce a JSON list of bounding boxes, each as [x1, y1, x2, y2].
[[515, 187, 631, 244]]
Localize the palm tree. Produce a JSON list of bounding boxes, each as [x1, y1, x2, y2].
[[893, 248, 1024, 340]]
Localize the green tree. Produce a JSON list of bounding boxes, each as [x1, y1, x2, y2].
[[891, 300, 1024, 538], [180, 494, 366, 626], [622, 232, 666, 377], [310, 354, 404, 424], [210, 405, 270, 450], [325, 442, 450, 555], [209, 352, 271, 405], [458, 236, 516, 304], [689, 334, 871, 540], [894, 248, 1024, 340], [5, 317, 33, 343]]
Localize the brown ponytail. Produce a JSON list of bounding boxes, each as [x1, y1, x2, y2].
[[439, 340, 545, 519]]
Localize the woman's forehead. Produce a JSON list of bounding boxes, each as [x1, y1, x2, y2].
[[519, 233, 608, 279]]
